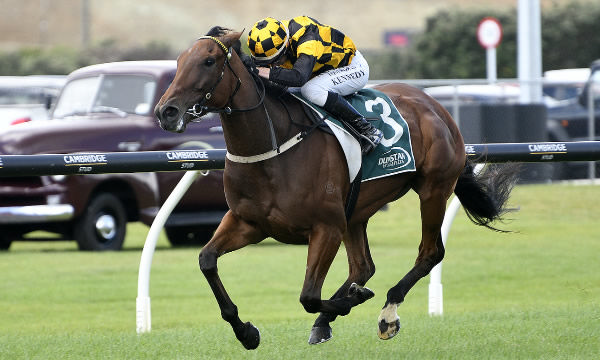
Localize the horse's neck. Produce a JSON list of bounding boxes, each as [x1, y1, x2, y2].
[[220, 66, 298, 158]]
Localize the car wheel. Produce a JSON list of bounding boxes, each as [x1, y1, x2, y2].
[[0, 235, 11, 251], [165, 225, 217, 247], [74, 193, 127, 251]]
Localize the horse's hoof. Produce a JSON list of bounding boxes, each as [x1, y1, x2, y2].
[[308, 326, 332, 345], [240, 322, 261, 350], [378, 317, 401, 340], [377, 303, 401, 340], [349, 283, 375, 303]]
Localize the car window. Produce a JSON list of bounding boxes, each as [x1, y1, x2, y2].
[[94, 75, 156, 114], [53, 74, 157, 118], [53, 76, 101, 118], [543, 85, 581, 101], [0, 89, 36, 105]]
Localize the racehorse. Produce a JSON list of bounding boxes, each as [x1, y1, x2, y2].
[[154, 27, 517, 350]]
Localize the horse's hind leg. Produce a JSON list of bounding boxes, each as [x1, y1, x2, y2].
[[198, 211, 265, 350], [378, 187, 449, 340], [309, 222, 376, 344]]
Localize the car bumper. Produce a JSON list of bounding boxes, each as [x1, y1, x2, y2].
[[0, 204, 74, 224]]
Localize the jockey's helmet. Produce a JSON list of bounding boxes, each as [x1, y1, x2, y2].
[[247, 17, 289, 65]]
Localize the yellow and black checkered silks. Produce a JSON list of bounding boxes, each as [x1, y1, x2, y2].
[[280, 16, 356, 75], [247, 17, 289, 64]]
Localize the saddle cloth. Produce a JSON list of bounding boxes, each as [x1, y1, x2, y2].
[[290, 88, 416, 182]]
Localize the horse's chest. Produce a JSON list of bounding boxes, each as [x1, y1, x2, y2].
[[223, 166, 345, 241], [230, 197, 310, 243], [224, 182, 310, 238]]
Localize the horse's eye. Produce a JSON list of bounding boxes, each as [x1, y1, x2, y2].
[[204, 58, 216, 67]]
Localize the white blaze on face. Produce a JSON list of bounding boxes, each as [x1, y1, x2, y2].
[[175, 116, 186, 132]]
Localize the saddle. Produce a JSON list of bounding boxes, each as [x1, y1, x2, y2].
[[291, 88, 416, 183], [290, 88, 416, 220]]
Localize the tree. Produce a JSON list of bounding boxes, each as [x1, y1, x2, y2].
[[413, 8, 517, 79], [541, 1, 600, 70], [0, 41, 177, 76], [366, 1, 600, 79]]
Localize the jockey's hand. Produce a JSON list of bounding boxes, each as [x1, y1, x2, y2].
[[257, 67, 270, 79]]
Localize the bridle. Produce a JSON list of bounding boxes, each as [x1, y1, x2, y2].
[[186, 36, 266, 119], [185, 35, 307, 164]]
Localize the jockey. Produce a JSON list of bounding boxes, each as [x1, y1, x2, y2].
[[247, 16, 383, 155]]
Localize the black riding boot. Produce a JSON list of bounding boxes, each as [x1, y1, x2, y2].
[[323, 92, 383, 155]]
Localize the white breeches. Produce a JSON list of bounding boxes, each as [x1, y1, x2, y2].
[[300, 51, 370, 106]]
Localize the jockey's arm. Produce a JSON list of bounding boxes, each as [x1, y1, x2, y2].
[[267, 54, 316, 87]]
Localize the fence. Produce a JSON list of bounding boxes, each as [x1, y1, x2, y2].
[[372, 77, 599, 180], [0, 149, 227, 176], [1, 141, 599, 332]]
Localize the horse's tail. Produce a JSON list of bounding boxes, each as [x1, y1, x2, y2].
[[453, 162, 520, 232]]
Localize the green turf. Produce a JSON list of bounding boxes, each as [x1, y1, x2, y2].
[[1, 183, 598, 359]]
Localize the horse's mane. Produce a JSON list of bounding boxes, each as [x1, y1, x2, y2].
[[205, 26, 290, 97], [205, 26, 243, 54]]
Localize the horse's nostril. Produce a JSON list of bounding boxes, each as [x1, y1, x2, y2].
[[164, 106, 179, 120]]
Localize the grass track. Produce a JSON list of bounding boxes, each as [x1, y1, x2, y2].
[[1, 183, 598, 359]]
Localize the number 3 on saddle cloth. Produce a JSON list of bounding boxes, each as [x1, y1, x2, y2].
[[291, 88, 416, 183]]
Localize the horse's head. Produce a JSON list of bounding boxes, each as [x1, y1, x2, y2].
[[155, 27, 243, 133]]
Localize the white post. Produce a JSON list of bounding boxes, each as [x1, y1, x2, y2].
[[136, 170, 203, 333], [486, 47, 497, 84], [428, 164, 484, 316], [588, 81, 596, 180], [477, 17, 502, 84], [518, 0, 543, 103], [428, 196, 461, 316]]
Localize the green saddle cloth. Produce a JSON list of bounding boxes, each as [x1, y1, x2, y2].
[[292, 88, 416, 182]]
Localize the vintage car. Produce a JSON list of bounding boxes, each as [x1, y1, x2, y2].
[[0, 61, 228, 251]]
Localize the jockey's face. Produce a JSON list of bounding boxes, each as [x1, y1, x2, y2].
[[271, 54, 288, 67]]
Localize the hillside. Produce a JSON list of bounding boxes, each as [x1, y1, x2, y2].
[[0, 0, 576, 51]]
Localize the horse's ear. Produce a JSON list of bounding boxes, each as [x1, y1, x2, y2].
[[223, 30, 243, 47]]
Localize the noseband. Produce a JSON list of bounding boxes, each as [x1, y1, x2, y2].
[[187, 36, 266, 119], [186, 35, 307, 164]]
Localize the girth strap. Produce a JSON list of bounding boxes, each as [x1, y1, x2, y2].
[[226, 132, 305, 163]]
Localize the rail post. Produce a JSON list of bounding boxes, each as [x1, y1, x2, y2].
[[136, 170, 205, 333], [428, 164, 484, 316]]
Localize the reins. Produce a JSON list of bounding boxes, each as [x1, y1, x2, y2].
[[188, 35, 311, 164], [187, 36, 266, 117]]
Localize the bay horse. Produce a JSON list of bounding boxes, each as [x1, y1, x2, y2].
[[154, 27, 517, 349]]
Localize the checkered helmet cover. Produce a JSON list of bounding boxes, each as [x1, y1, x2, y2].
[[247, 17, 289, 64]]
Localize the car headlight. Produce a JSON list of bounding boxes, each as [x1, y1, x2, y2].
[[46, 194, 62, 205], [50, 174, 67, 182]]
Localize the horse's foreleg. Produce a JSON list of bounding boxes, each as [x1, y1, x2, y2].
[[198, 211, 265, 350], [309, 223, 376, 345], [378, 190, 447, 340]]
